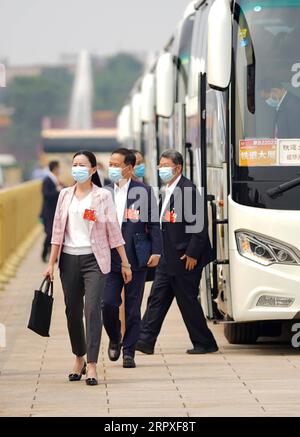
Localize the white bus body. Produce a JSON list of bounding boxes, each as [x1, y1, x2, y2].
[[118, 0, 300, 344]]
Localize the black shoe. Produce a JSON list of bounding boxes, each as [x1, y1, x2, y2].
[[86, 377, 98, 386], [186, 345, 219, 355], [108, 338, 122, 362], [68, 361, 87, 381], [135, 340, 154, 355], [123, 355, 136, 368]]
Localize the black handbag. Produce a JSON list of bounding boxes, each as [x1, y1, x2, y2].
[[133, 233, 152, 268], [27, 278, 54, 337]]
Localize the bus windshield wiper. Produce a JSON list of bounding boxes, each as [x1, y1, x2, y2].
[[267, 176, 300, 198]]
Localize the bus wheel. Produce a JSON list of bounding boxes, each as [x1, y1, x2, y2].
[[224, 322, 259, 345]]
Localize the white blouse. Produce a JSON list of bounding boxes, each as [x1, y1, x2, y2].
[[63, 192, 93, 256]]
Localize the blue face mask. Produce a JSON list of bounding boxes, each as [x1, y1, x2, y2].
[[159, 167, 174, 184], [265, 96, 279, 109], [108, 167, 123, 183], [72, 166, 91, 184], [134, 163, 145, 178]]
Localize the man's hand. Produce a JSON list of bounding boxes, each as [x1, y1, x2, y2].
[[147, 255, 160, 268], [180, 254, 198, 271]]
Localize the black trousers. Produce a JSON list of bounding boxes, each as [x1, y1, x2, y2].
[[42, 216, 54, 259], [102, 269, 147, 357], [139, 265, 217, 349], [59, 252, 106, 363]]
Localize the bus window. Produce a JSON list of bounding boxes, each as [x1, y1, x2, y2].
[[233, 0, 300, 210], [177, 14, 196, 103], [157, 117, 173, 153], [206, 87, 226, 168], [234, 0, 300, 150]]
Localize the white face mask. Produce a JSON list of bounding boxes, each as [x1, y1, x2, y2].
[[265, 95, 280, 109], [71, 166, 91, 183], [159, 167, 175, 183]]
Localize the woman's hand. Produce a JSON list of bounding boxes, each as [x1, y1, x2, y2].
[[45, 245, 59, 281], [121, 266, 132, 284], [44, 264, 54, 281]]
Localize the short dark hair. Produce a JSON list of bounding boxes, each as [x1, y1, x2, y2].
[[49, 161, 59, 172], [112, 148, 136, 167], [161, 149, 183, 167]]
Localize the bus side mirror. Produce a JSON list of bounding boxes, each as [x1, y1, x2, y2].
[[156, 52, 174, 118], [141, 74, 155, 123], [117, 104, 131, 142], [207, 0, 232, 90], [131, 93, 142, 135]]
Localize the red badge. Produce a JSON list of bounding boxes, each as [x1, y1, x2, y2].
[[164, 210, 177, 223], [124, 208, 140, 221], [83, 208, 97, 222]]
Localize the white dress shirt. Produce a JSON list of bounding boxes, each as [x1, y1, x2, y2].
[[160, 174, 182, 224], [63, 192, 93, 256], [114, 179, 131, 227]]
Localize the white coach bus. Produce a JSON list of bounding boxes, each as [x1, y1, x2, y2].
[[119, 0, 300, 344]]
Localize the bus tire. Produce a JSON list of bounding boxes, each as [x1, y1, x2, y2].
[[224, 322, 259, 344]]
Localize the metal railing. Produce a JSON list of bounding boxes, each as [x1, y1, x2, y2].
[[0, 181, 43, 289]]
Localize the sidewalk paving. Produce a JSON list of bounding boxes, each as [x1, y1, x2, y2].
[[1, 236, 300, 417]]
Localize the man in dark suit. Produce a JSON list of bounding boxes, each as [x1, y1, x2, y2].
[[40, 161, 62, 262], [260, 79, 300, 138], [136, 150, 218, 355], [103, 148, 163, 368]]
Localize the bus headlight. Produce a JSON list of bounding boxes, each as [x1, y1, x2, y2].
[[235, 231, 300, 266], [257, 295, 295, 307]]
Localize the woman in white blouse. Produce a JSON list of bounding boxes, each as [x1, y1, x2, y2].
[[44, 150, 131, 386]]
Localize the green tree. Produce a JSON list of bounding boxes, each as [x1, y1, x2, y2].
[[7, 68, 72, 128], [93, 53, 143, 112], [3, 67, 72, 165]]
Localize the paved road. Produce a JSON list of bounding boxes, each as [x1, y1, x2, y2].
[[1, 236, 300, 417]]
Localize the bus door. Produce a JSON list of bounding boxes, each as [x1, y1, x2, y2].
[[200, 71, 231, 320]]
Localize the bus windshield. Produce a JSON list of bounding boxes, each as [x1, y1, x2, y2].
[[233, 0, 300, 209], [234, 0, 300, 165]]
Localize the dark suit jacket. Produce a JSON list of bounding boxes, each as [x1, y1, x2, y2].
[[159, 175, 214, 275], [40, 176, 60, 223], [105, 179, 163, 272], [277, 92, 300, 138]]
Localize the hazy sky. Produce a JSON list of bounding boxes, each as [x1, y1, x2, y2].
[[0, 0, 191, 66]]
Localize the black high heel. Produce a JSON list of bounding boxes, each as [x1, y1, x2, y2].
[[86, 377, 98, 386], [86, 366, 98, 386], [68, 361, 87, 382]]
